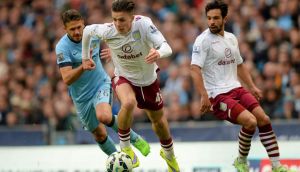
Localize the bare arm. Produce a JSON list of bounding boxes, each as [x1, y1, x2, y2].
[[59, 65, 84, 85], [190, 65, 211, 113], [237, 63, 262, 100]]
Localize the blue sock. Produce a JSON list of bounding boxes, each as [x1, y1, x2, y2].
[[97, 136, 117, 155], [108, 115, 139, 143]]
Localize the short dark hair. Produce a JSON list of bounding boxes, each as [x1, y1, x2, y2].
[[112, 0, 135, 13], [61, 9, 83, 25], [205, 0, 228, 18]]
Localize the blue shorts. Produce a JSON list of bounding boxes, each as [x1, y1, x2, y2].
[[74, 82, 113, 132]]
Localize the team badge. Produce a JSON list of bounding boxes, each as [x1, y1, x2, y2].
[[225, 48, 232, 58], [57, 53, 64, 61], [132, 30, 141, 41], [91, 40, 98, 49]]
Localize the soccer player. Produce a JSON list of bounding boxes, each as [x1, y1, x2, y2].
[[55, 9, 150, 157], [81, 0, 180, 171], [190, 1, 294, 172]]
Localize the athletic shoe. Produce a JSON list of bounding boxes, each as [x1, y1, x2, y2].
[[160, 149, 180, 172], [273, 165, 295, 172], [132, 136, 150, 156], [233, 157, 249, 172], [121, 146, 139, 168]]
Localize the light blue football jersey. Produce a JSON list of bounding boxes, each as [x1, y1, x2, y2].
[[55, 34, 110, 103]]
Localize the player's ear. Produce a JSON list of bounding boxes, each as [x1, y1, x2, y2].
[[223, 16, 228, 24]]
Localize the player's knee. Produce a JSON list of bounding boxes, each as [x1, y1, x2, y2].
[[92, 127, 107, 142], [244, 116, 257, 130], [98, 113, 111, 125], [259, 115, 271, 126], [152, 116, 165, 128], [121, 98, 137, 111]]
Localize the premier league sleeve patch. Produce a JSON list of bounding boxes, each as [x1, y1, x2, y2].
[[57, 53, 64, 62], [193, 46, 201, 54], [149, 25, 158, 33]]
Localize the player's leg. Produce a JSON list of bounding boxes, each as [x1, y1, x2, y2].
[[95, 104, 150, 156], [145, 109, 180, 172], [233, 107, 257, 172], [75, 101, 116, 156], [251, 106, 293, 171], [212, 91, 256, 172], [112, 77, 139, 168], [238, 88, 293, 171], [92, 123, 117, 156], [94, 82, 150, 157]]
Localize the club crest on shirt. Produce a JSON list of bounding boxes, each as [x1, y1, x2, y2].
[[91, 40, 98, 49], [57, 53, 64, 61], [219, 102, 227, 111], [225, 48, 232, 58], [132, 30, 141, 41]]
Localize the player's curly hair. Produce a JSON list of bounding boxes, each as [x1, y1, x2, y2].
[[205, 0, 228, 18], [61, 9, 83, 25], [112, 0, 135, 13]]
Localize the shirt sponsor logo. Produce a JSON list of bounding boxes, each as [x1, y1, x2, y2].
[[117, 52, 143, 59], [121, 44, 133, 53], [218, 59, 235, 65]]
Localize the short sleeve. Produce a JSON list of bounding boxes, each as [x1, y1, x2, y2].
[[141, 17, 166, 48], [55, 43, 72, 68], [191, 36, 209, 68], [233, 36, 244, 65]]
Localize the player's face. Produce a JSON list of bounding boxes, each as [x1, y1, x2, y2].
[[207, 9, 226, 34], [64, 19, 84, 42], [112, 11, 134, 35]]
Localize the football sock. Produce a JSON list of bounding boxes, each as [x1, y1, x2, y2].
[[97, 135, 117, 156], [160, 138, 174, 160], [108, 115, 138, 142], [259, 124, 281, 168], [118, 128, 131, 148], [238, 127, 255, 159]]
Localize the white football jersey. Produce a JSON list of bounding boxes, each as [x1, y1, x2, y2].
[[82, 15, 167, 86], [191, 29, 244, 98]]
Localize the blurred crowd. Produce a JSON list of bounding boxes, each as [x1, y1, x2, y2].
[[0, 0, 299, 131]]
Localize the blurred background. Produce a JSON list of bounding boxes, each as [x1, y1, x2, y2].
[[0, 0, 299, 171]]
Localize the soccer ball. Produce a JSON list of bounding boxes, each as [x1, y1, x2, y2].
[[106, 151, 133, 172]]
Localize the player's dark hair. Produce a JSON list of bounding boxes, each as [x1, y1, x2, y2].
[[61, 9, 83, 25], [205, 0, 228, 18], [112, 0, 135, 13]]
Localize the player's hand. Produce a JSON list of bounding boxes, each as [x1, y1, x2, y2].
[[82, 49, 96, 70], [200, 94, 212, 114], [82, 58, 96, 70], [145, 48, 159, 64], [250, 86, 263, 101], [100, 48, 111, 63]]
